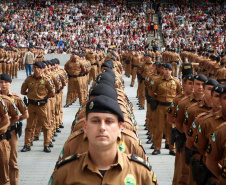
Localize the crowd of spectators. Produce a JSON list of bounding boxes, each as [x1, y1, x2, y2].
[[159, 0, 226, 56], [0, 0, 151, 54]]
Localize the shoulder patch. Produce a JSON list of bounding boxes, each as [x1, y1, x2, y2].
[[130, 153, 152, 171], [55, 153, 79, 169], [0, 97, 8, 114], [139, 140, 146, 154]]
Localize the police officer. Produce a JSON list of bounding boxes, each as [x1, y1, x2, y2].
[[64, 52, 86, 107], [0, 97, 10, 185], [205, 86, 226, 185], [150, 63, 182, 155], [0, 73, 28, 185], [58, 83, 147, 161], [49, 95, 157, 185], [130, 50, 141, 87], [184, 79, 219, 184], [168, 75, 194, 185], [174, 74, 207, 184], [21, 62, 55, 153]]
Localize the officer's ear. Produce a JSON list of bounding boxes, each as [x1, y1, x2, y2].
[[118, 121, 123, 132], [83, 120, 87, 134]]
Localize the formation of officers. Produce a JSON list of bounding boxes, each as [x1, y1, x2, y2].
[[0, 47, 45, 79], [48, 47, 158, 184], [123, 47, 225, 185], [0, 44, 226, 184]]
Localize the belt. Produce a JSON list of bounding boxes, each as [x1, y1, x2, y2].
[[9, 124, 17, 131], [56, 87, 63, 94], [0, 133, 7, 140], [28, 99, 48, 106], [68, 74, 83, 78], [158, 101, 172, 106], [68, 74, 79, 78], [91, 63, 98, 66], [0, 61, 4, 63], [133, 65, 139, 67]]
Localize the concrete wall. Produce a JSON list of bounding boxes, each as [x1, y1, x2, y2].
[[44, 54, 71, 66]]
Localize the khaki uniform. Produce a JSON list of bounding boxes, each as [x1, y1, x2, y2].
[[192, 110, 225, 184], [1, 91, 27, 185], [0, 97, 10, 185], [168, 94, 186, 185], [86, 52, 98, 83], [131, 54, 141, 86], [124, 52, 131, 77], [215, 67, 226, 85], [56, 68, 68, 126], [64, 58, 85, 105], [50, 70, 62, 133], [50, 149, 156, 185], [6, 51, 12, 77], [139, 62, 152, 107], [146, 72, 159, 137], [206, 122, 226, 185], [21, 74, 55, 147], [1, 50, 7, 73], [151, 76, 182, 151], [174, 93, 201, 184], [184, 98, 212, 185]]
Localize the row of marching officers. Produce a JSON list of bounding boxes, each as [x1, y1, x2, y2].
[[47, 51, 159, 184]]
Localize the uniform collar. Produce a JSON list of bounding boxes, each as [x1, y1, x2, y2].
[[189, 93, 197, 101], [32, 74, 43, 79], [161, 75, 173, 81], [198, 98, 212, 110], [214, 109, 224, 120], [0, 90, 13, 97], [82, 148, 124, 172], [7, 90, 13, 96]]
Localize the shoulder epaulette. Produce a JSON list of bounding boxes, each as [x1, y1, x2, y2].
[[187, 102, 198, 110], [196, 111, 210, 119], [180, 95, 190, 103], [1, 94, 12, 102], [139, 140, 146, 154], [11, 92, 21, 98], [129, 153, 152, 171], [55, 153, 79, 169], [121, 128, 137, 140], [215, 122, 226, 130], [68, 129, 84, 142], [172, 76, 180, 82], [202, 112, 215, 120]]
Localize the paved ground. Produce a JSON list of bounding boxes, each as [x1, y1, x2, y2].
[[10, 68, 175, 185]]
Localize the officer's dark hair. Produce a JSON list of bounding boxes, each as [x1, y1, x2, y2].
[[183, 77, 193, 84], [182, 57, 187, 62]]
